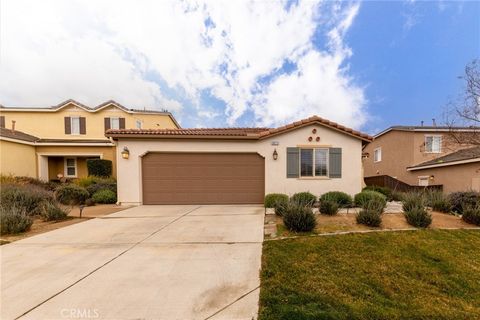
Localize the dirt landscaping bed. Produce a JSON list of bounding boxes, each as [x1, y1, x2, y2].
[[275, 211, 477, 237], [0, 204, 130, 243]]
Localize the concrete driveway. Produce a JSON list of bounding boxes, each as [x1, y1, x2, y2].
[[1, 205, 264, 320]]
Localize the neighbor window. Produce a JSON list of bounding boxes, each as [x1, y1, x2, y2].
[[374, 147, 382, 162], [70, 117, 80, 135], [136, 120, 142, 129], [418, 176, 429, 186], [425, 135, 442, 153], [300, 148, 328, 177], [110, 117, 120, 130], [65, 158, 77, 177]]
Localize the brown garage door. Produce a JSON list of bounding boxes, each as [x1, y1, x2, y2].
[[142, 152, 265, 205]]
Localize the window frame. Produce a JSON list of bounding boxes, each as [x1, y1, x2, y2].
[[70, 117, 80, 135], [64, 157, 77, 178], [418, 176, 429, 186], [424, 135, 442, 153], [373, 147, 382, 163], [299, 147, 329, 178], [136, 119, 142, 129], [110, 117, 120, 130]]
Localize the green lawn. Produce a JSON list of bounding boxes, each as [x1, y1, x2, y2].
[[259, 230, 480, 320]]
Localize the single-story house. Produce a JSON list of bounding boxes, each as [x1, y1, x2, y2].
[[106, 116, 372, 205]]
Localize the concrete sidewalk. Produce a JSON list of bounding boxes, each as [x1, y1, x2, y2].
[[1, 205, 264, 320]]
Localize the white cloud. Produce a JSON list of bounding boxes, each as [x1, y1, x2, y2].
[[0, 0, 367, 128]]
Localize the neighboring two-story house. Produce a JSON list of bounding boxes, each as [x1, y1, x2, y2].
[[0, 100, 179, 181], [363, 125, 480, 193]]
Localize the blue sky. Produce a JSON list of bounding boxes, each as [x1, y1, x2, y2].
[[346, 1, 480, 133], [0, 1, 478, 134]]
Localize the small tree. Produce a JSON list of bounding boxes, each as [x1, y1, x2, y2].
[[86, 159, 113, 177]]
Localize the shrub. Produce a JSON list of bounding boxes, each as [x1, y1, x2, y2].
[[86, 159, 113, 177], [319, 200, 339, 216], [391, 191, 405, 202], [92, 189, 117, 204], [86, 183, 117, 197], [0, 205, 33, 234], [55, 184, 89, 205], [85, 198, 96, 206], [448, 191, 480, 214], [40, 202, 68, 221], [0, 184, 54, 215], [356, 209, 382, 227], [404, 207, 432, 228], [426, 190, 452, 213], [264, 193, 288, 207], [320, 191, 352, 208], [401, 192, 426, 212], [283, 203, 316, 232], [291, 192, 317, 207], [363, 185, 392, 201], [354, 191, 387, 209], [462, 203, 480, 226], [0, 174, 58, 191]]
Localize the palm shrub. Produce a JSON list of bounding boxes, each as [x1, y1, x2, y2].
[[264, 193, 289, 216], [283, 203, 317, 232], [319, 200, 339, 216], [55, 184, 89, 205], [291, 192, 317, 207], [354, 190, 387, 209], [356, 198, 384, 227], [0, 205, 33, 234], [404, 207, 432, 228], [320, 191, 352, 208], [461, 202, 480, 226], [426, 190, 452, 213], [92, 189, 117, 204], [401, 192, 426, 212], [448, 191, 480, 214]]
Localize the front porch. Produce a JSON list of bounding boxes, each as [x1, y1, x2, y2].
[[37, 153, 102, 181]]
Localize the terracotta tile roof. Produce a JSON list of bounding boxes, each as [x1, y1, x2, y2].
[[408, 146, 480, 170], [106, 115, 373, 142], [0, 127, 39, 142]]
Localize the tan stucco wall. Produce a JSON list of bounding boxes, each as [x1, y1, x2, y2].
[[410, 162, 480, 193], [0, 103, 178, 140], [114, 124, 364, 205], [364, 130, 475, 183], [0, 140, 36, 177], [36, 145, 117, 178]]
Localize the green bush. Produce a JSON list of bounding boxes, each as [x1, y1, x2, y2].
[[291, 192, 317, 207], [264, 193, 289, 216], [354, 191, 387, 209], [391, 191, 405, 202], [363, 185, 393, 201], [0, 205, 33, 234], [92, 189, 117, 204], [319, 200, 339, 216], [0, 184, 54, 215], [462, 203, 480, 226], [448, 191, 480, 214], [40, 202, 68, 221], [85, 198, 96, 206], [55, 184, 89, 205], [356, 209, 382, 227], [86, 159, 113, 177], [402, 192, 426, 212], [86, 183, 117, 197], [426, 190, 452, 213], [320, 191, 352, 208], [283, 203, 317, 232], [404, 207, 432, 228], [0, 174, 58, 191]]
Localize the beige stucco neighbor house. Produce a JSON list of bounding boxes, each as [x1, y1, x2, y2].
[[363, 125, 480, 193], [0, 100, 179, 180], [106, 116, 373, 205]]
